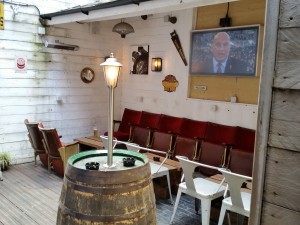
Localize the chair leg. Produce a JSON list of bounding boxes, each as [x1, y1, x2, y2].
[[195, 198, 200, 214], [169, 189, 182, 224], [201, 198, 212, 225], [166, 173, 173, 204], [34, 152, 38, 166], [218, 204, 227, 225], [48, 157, 51, 174], [226, 212, 232, 225]]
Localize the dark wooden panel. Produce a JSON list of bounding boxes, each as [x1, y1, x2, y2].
[[279, 0, 300, 28], [264, 147, 300, 212], [262, 202, 300, 225]]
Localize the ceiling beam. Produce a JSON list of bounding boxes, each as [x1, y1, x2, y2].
[[44, 0, 239, 25]]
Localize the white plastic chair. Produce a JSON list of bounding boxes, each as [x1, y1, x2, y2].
[[120, 141, 173, 204], [217, 168, 252, 225], [170, 156, 226, 225], [100, 135, 117, 150]]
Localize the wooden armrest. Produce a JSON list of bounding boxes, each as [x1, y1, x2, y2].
[[58, 142, 79, 169], [63, 141, 78, 147]]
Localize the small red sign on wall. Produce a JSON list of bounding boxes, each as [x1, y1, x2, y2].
[[15, 56, 27, 73]]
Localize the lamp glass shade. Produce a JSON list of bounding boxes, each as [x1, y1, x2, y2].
[[151, 58, 162, 71], [103, 66, 120, 87], [100, 53, 123, 88]]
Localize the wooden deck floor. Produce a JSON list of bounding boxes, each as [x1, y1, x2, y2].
[[0, 162, 210, 225]]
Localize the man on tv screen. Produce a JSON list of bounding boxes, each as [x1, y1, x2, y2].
[[201, 32, 247, 75]]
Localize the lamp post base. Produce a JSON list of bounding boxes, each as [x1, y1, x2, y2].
[[102, 163, 117, 168]]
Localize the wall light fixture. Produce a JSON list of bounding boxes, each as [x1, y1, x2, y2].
[[151, 58, 162, 72]]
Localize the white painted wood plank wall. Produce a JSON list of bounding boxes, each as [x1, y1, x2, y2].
[[0, 0, 119, 164]]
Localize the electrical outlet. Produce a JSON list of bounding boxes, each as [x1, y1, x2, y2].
[[194, 85, 207, 91]]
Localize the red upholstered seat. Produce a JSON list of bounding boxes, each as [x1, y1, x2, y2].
[[39, 124, 64, 176], [130, 126, 151, 147], [129, 111, 161, 147], [118, 108, 142, 133], [204, 122, 237, 145], [151, 131, 174, 155], [198, 141, 227, 176], [227, 148, 253, 177], [233, 126, 255, 152], [179, 119, 208, 139], [139, 111, 161, 129], [158, 115, 184, 134], [173, 136, 199, 160], [106, 108, 142, 141], [24, 119, 48, 167]]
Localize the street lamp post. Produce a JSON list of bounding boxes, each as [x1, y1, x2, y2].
[[100, 53, 123, 168]]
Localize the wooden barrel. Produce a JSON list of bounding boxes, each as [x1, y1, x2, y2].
[[57, 150, 156, 225]]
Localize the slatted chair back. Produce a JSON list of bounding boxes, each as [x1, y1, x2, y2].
[[217, 168, 252, 225], [24, 119, 48, 166], [39, 124, 64, 175]]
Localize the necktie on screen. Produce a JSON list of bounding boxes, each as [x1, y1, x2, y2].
[[217, 63, 222, 73]]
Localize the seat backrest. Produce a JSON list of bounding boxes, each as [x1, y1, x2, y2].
[[158, 114, 184, 134], [227, 148, 254, 177], [173, 136, 199, 160], [39, 125, 62, 157], [150, 131, 174, 154], [139, 111, 161, 129], [24, 119, 45, 152], [100, 135, 117, 149], [118, 108, 142, 133], [177, 155, 221, 192], [218, 168, 252, 209], [179, 118, 208, 139], [204, 122, 237, 145], [233, 126, 255, 152], [130, 126, 151, 147], [198, 141, 227, 176]]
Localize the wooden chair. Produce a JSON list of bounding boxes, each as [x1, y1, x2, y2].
[[170, 156, 226, 225], [39, 124, 78, 176], [24, 119, 48, 167], [217, 168, 252, 225]]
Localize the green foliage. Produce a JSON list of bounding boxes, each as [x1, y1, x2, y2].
[[0, 152, 11, 170]]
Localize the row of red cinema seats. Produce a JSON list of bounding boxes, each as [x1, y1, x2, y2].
[[106, 108, 255, 177]]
